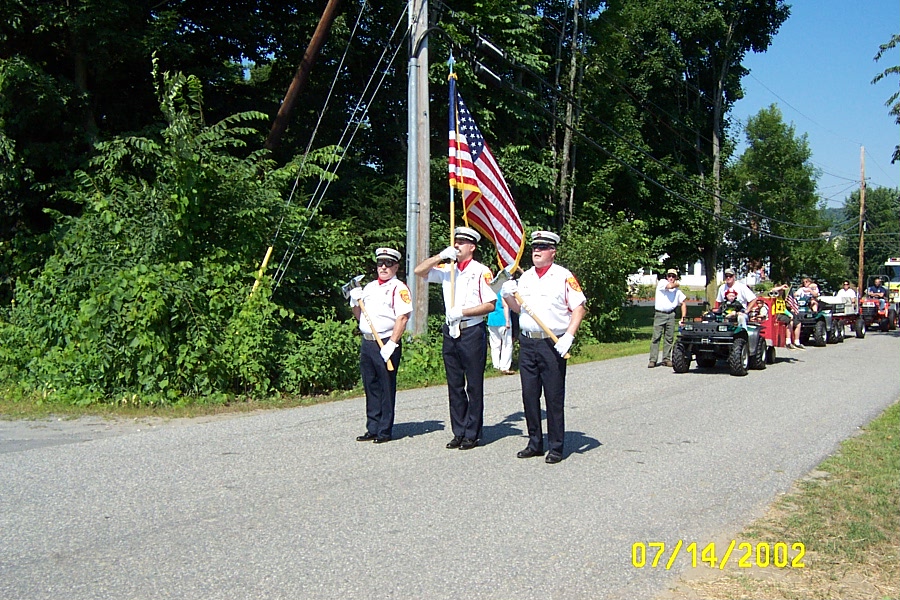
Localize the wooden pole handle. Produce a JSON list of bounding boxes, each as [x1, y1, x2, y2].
[[513, 291, 570, 359], [358, 299, 394, 371]]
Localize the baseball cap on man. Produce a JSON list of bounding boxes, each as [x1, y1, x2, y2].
[[531, 230, 560, 246], [454, 226, 481, 244], [665, 268, 678, 276], [723, 268, 736, 276], [374, 247, 401, 262]]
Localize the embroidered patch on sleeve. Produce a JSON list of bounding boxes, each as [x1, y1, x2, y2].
[[566, 276, 582, 293]]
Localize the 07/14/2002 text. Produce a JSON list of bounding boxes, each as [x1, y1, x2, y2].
[[631, 541, 806, 570]]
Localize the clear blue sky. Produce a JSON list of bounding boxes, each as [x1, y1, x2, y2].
[[729, 0, 899, 208]]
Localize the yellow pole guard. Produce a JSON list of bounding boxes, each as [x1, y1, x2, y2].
[[250, 245, 274, 296]]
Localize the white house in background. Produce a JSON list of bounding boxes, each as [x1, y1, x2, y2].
[[628, 260, 762, 291]]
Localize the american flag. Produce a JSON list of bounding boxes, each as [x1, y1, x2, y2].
[[786, 290, 799, 313], [448, 76, 524, 270]]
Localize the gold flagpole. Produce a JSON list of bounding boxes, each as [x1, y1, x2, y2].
[[448, 58, 458, 308]]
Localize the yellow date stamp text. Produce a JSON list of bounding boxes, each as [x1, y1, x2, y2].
[[631, 540, 806, 570]]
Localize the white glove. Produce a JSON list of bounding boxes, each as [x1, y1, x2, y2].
[[554, 332, 574, 357], [447, 306, 464, 321], [438, 246, 459, 261], [348, 286, 363, 307], [500, 279, 518, 298], [379, 340, 397, 363]]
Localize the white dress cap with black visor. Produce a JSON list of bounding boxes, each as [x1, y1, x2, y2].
[[375, 247, 402, 262], [531, 230, 560, 246], [454, 226, 481, 244]]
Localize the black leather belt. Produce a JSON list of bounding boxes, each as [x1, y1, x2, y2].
[[655, 309, 675, 314]]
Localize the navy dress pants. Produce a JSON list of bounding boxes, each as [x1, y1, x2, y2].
[[518, 335, 567, 455], [360, 337, 401, 439], [441, 323, 487, 441]]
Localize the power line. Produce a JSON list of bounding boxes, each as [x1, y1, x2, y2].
[[451, 28, 834, 235], [271, 1, 412, 289], [269, 0, 371, 250], [745, 73, 864, 148], [482, 68, 833, 241], [864, 146, 899, 187]]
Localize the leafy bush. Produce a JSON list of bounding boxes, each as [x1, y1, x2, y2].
[[557, 214, 650, 341], [0, 66, 350, 405], [753, 280, 775, 295], [635, 283, 655, 299], [396, 315, 447, 387], [278, 314, 360, 396]]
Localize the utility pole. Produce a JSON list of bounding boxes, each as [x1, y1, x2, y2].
[[857, 146, 866, 293], [406, 0, 430, 335], [265, 0, 343, 150], [557, 0, 579, 229]]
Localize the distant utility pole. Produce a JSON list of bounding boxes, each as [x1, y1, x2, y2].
[[406, 0, 430, 335], [265, 0, 343, 150], [857, 146, 866, 293]]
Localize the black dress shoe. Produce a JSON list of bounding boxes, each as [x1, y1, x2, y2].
[[446, 436, 463, 449], [356, 432, 377, 442], [516, 447, 544, 459], [545, 452, 563, 464], [458, 438, 478, 450], [373, 436, 392, 444]]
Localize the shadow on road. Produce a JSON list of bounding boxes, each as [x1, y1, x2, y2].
[[482, 411, 526, 445], [565, 430, 602, 456], [392, 419, 444, 440]]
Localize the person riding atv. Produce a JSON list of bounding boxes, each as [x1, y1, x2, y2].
[[673, 271, 765, 376], [794, 277, 820, 314], [860, 277, 898, 332], [791, 276, 835, 347], [720, 288, 748, 327], [866, 277, 888, 311]]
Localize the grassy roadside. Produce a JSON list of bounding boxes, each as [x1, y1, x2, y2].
[[0, 304, 678, 420], [660, 401, 900, 600]]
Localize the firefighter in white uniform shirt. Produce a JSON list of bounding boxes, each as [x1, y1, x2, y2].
[[501, 231, 586, 464], [348, 247, 412, 444], [414, 226, 495, 450]]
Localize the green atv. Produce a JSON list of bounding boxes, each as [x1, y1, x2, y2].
[[795, 299, 835, 347], [672, 311, 767, 377]]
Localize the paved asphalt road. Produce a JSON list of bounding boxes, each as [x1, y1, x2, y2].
[[2, 332, 898, 600]]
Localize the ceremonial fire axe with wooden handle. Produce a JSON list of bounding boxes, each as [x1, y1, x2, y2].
[[341, 275, 394, 371], [487, 267, 570, 360], [513, 292, 570, 360]]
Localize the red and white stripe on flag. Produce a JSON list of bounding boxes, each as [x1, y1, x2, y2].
[[786, 292, 799, 313], [449, 77, 524, 270]]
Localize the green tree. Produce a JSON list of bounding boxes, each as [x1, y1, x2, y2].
[[872, 34, 900, 164], [573, 0, 788, 296], [727, 105, 844, 285], [557, 214, 650, 340], [840, 186, 900, 278], [0, 0, 415, 302]]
